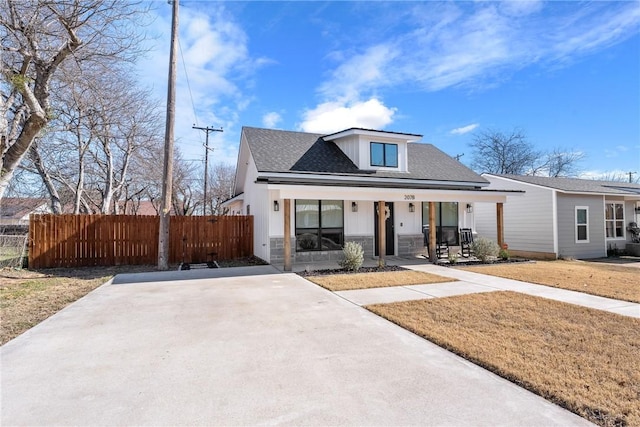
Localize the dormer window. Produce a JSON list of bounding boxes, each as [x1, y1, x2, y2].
[[370, 142, 398, 168]]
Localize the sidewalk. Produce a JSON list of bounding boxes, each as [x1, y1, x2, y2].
[[335, 263, 640, 318]]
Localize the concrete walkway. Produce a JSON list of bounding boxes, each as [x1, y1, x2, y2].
[[1, 266, 591, 426], [335, 263, 640, 318]]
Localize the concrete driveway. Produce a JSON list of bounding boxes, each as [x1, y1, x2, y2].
[[1, 266, 591, 426]]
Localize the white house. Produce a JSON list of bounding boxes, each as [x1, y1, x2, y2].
[[474, 174, 640, 259], [225, 127, 521, 269]]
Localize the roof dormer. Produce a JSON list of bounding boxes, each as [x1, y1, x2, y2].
[[323, 128, 422, 173]]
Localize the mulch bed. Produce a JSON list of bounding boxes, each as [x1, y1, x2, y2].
[[297, 265, 407, 277]]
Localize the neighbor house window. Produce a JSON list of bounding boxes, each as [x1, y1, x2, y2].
[[605, 202, 624, 238], [295, 200, 343, 251], [370, 142, 398, 167], [422, 202, 459, 245], [576, 206, 589, 243]]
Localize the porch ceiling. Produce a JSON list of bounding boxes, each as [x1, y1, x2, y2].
[[267, 183, 522, 203]]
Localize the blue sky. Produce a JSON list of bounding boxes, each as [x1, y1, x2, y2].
[[139, 1, 640, 179]]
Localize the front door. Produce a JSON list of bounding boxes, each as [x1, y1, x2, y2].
[[374, 202, 394, 256]]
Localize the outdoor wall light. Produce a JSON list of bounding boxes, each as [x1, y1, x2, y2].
[[352, 202, 358, 212], [408, 203, 415, 213], [467, 203, 473, 213], [273, 200, 279, 212]]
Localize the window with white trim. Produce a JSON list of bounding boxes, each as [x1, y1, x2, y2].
[[575, 206, 589, 243], [605, 202, 624, 239]]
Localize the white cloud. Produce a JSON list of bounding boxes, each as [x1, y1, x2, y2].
[[138, 5, 271, 166], [450, 123, 479, 135], [315, 2, 640, 98], [299, 98, 396, 134], [262, 112, 282, 128]]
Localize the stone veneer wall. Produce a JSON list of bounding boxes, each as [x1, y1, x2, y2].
[[270, 235, 374, 264], [398, 234, 427, 257]]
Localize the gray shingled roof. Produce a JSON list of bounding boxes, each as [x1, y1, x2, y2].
[[242, 127, 487, 184], [490, 174, 640, 195]]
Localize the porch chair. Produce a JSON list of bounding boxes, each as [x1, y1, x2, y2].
[[423, 226, 449, 259], [460, 228, 474, 258], [436, 229, 449, 259]]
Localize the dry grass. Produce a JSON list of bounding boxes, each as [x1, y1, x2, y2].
[[368, 291, 640, 427], [0, 265, 158, 345], [306, 270, 456, 291], [464, 260, 640, 303]]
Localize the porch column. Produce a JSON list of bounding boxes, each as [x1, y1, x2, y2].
[[378, 200, 385, 267], [496, 202, 504, 248], [283, 198, 291, 271], [428, 201, 437, 263]]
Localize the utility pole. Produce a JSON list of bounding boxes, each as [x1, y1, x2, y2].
[[192, 125, 223, 215], [628, 171, 636, 183], [454, 153, 464, 161], [158, 0, 179, 271]]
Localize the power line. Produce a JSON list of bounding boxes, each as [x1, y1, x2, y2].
[[178, 36, 200, 131]]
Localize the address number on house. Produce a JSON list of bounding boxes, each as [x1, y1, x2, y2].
[[404, 195, 415, 200]]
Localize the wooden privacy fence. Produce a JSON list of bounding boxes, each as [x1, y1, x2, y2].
[[29, 214, 253, 269]]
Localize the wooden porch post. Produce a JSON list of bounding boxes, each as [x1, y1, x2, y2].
[[496, 202, 504, 248], [428, 201, 437, 263], [283, 198, 291, 271], [378, 200, 385, 268]]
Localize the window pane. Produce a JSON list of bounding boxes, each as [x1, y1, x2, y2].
[[296, 200, 319, 228], [577, 225, 587, 241], [422, 202, 430, 228], [616, 221, 624, 237], [385, 144, 398, 167], [320, 229, 343, 250], [605, 203, 614, 220], [321, 200, 343, 227], [296, 231, 319, 251], [615, 204, 624, 220], [371, 143, 384, 166], [606, 222, 614, 238], [576, 209, 587, 225], [440, 202, 458, 226]]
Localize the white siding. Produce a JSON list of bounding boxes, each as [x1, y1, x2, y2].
[[333, 135, 360, 167], [242, 156, 270, 261], [476, 177, 555, 253], [556, 194, 605, 259], [344, 201, 374, 235]]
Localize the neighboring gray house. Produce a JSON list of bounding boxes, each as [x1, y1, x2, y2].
[[223, 127, 520, 269], [475, 174, 640, 259]]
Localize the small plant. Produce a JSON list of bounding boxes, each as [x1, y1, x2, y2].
[[338, 241, 364, 272], [471, 237, 500, 262], [498, 243, 510, 260], [448, 252, 458, 264]]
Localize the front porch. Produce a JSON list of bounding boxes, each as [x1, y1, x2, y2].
[[267, 184, 518, 271]]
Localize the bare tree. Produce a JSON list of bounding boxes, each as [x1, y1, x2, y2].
[[531, 148, 585, 177], [207, 162, 235, 215], [0, 0, 147, 200], [470, 128, 584, 177], [470, 128, 542, 175]]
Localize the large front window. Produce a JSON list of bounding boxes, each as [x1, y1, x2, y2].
[[295, 200, 344, 251], [605, 202, 624, 238], [422, 202, 459, 245], [370, 142, 398, 167]]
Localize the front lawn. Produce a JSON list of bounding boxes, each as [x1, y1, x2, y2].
[[305, 270, 456, 291], [463, 260, 639, 303], [368, 291, 640, 427]]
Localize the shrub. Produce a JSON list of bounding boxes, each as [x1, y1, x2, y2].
[[471, 237, 500, 262], [448, 252, 458, 264], [499, 243, 510, 260], [338, 241, 364, 272]]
